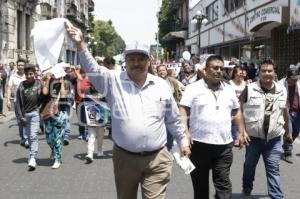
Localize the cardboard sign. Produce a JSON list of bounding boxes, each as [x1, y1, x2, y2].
[[84, 100, 110, 127]]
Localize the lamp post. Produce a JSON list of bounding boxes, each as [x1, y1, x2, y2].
[[191, 10, 208, 56]]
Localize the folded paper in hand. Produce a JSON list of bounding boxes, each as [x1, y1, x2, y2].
[[172, 142, 195, 175]]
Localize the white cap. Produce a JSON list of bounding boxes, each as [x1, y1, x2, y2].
[[124, 41, 149, 58]]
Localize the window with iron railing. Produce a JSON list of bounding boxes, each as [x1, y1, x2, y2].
[[25, 14, 31, 50], [206, 1, 218, 22], [224, 0, 245, 13], [17, 10, 22, 50]]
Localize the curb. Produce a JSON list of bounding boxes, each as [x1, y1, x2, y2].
[[0, 111, 16, 124]]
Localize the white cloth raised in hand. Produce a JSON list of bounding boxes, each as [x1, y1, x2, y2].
[[31, 18, 67, 72]]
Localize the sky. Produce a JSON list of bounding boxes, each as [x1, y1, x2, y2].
[[93, 0, 161, 46]]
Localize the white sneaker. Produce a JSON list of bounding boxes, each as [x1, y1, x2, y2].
[[85, 154, 93, 164], [28, 158, 36, 170], [52, 160, 61, 169]]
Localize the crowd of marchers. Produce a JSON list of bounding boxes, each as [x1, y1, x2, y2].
[[0, 21, 299, 199]]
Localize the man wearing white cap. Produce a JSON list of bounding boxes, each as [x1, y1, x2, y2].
[[65, 21, 190, 199]]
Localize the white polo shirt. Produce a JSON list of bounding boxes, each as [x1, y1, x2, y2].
[[180, 79, 240, 145], [8, 72, 26, 102]]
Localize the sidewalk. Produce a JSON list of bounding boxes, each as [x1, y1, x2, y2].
[[0, 102, 15, 124]]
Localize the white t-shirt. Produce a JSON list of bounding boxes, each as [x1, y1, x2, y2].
[[180, 79, 240, 145], [8, 72, 26, 102], [229, 80, 246, 97]]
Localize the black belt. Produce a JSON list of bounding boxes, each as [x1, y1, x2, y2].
[[116, 144, 163, 156]]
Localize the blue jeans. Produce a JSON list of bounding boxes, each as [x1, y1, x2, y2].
[[0, 85, 3, 113], [243, 136, 283, 199], [63, 106, 71, 140], [24, 111, 40, 159], [282, 111, 300, 154], [14, 102, 27, 142]]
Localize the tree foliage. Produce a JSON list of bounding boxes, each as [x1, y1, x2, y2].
[[158, 0, 176, 52], [91, 20, 126, 56]]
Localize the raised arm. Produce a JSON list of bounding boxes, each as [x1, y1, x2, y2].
[[64, 20, 111, 96]]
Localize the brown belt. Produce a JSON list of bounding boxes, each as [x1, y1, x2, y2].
[[116, 144, 163, 156]]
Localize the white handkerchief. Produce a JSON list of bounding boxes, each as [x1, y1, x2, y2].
[[32, 18, 66, 72]]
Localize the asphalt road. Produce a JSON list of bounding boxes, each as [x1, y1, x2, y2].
[[0, 112, 300, 199]]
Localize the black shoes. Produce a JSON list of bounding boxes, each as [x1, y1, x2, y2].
[[282, 154, 293, 164], [242, 189, 251, 198], [63, 139, 69, 146]]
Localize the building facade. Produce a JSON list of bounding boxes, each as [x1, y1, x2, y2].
[[0, 0, 39, 64], [37, 0, 93, 65], [0, 0, 94, 65], [187, 0, 300, 76], [161, 0, 189, 61]]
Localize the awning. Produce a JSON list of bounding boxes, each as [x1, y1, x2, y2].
[[162, 30, 187, 41]]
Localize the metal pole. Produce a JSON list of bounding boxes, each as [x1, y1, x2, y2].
[[198, 22, 201, 56]]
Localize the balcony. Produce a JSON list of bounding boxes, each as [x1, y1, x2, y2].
[[40, 2, 52, 19], [65, 1, 77, 19], [76, 10, 82, 23], [168, 0, 182, 13], [77, 12, 85, 25], [27, 0, 39, 4], [88, 0, 95, 12], [175, 18, 188, 31]]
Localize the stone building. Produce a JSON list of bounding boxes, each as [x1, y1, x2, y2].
[[0, 0, 94, 65], [35, 0, 94, 65], [0, 0, 39, 64]]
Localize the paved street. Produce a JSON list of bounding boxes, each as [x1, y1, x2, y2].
[[0, 111, 300, 199]]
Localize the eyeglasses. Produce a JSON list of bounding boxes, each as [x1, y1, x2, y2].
[[207, 65, 225, 71], [125, 54, 149, 63], [126, 56, 149, 64]]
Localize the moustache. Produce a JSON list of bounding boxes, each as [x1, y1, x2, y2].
[[133, 64, 141, 68]]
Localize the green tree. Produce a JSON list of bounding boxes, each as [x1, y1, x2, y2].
[[158, 0, 176, 59], [91, 20, 126, 56]]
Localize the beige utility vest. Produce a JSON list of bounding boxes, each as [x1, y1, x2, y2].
[[243, 81, 287, 140]]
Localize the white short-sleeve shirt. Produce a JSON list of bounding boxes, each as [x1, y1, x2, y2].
[[8, 73, 26, 102], [180, 79, 240, 145]]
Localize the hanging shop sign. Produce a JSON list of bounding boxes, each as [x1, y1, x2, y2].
[[247, 5, 282, 31]]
